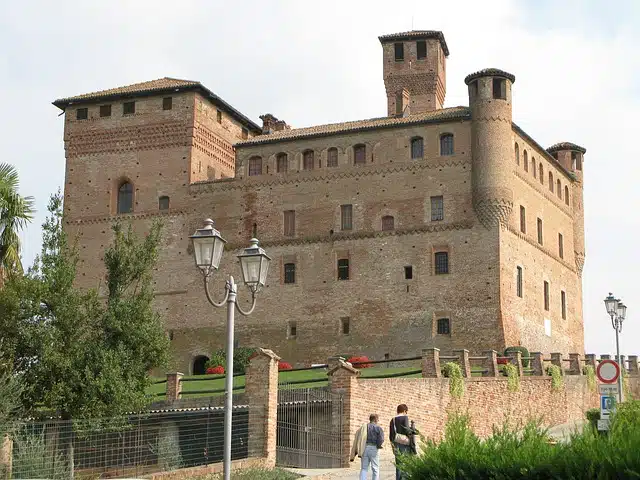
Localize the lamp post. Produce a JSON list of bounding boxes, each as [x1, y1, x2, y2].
[[190, 219, 271, 480], [604, 293, 627, 403]]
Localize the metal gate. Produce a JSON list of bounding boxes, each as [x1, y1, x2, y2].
[[276, 387, 343, 469]]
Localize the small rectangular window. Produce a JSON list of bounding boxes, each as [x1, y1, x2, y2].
[[492, 78, 506, 100], [416, 40, 427, 59], [217, 110, 222, 123], [537, 218, 543, 245], [288, 321, 297, 339], [284, 210, 295, 237], [123, 101, 135, 115], [437, 318, 450, 335], [558, 233, 564, 259], [561, 290, 567, 319], [337, 258, 349, 280], [341, 317, 350, 335], [284, 263, 296, 284], [394, 42, 404, 61], [99, 105, 111, 117], [411, 137, 423, 159], [434, 251, 449, 275], [354, 145, 366, 165], [303, 151, 315, 170], [381, 215, 394, 231], [544, 281, 550, 311], [163, 97, 173, 110], [241, 128, 248, 139], [341, 204, 353, 231], [516, 266, 523, 298], [76, 108, 88, 120], [158, 196, 170, 210], [327, 148, 338, 167], [277, 154, 288, 173], [520, 206, 526, 234], [404, 266, 413, 280], [431, 196, 444, 221]]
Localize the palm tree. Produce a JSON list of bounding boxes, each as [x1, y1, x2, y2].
[[0, 163, 34, 278]]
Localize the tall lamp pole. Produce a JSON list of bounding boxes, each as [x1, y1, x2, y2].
[[604, 293, 627, 403], [190, 219, 271, 480]]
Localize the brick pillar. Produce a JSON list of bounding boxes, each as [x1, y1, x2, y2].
[[0, 435, 12, 480], [328, 357, 360, 467], [569, 354, 583, 375], [453, 349, 471, 378], [484, 350, 499, 377], [246, 348, 280, 467], [584, 354, 597, 370], [422, 348, 441, 378], [551, 353, 564, 375], [507, 351, 523, 377], [531, 352, 545, 376], [165, 372, 183, 402], [628, 355, 639, 376], [619, 355, 627, 373]]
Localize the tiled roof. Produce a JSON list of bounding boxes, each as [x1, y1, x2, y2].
[[464, 68, 516, 85], [52, 77, 261, 132], [547, 142, 587, 154], [378, 30, 449, 56], [236, 107, 470, 147]]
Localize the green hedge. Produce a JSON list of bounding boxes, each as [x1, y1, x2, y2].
[[504, 346, 530, 368]]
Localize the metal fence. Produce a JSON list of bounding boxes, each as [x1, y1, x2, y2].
[[11, 407, 249, 479]]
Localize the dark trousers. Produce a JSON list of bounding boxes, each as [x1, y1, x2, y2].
[[394, 443, 413, 480]]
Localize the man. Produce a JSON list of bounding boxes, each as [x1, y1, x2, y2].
[[389, 404, 417, 480], [350, 413, 384, 480]]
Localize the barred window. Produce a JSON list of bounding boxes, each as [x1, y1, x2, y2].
[[327, 148, 338, 167], [283, 210, 295, 237], [440, 134, 454, 156], [411, 137, 424, 159], [341, 317, 350, 335], [76, 108, 88, 120], [394, 42, 404, 61], [437, 318, 450, 335], [248, 157, 262, 176], [276, 153, 288, 173], [284, 263, 296, 284], [434, 252, 449, 275], [337, 259, 349, 280], [158, 196, 170, 211], [381, 215, 395, 231], [303, 150, 314, 170], [341, 204, 352, 231], [123, 101, 135, 115], [354, 144, 366, 165], [117, 182, 133, 214], [431, 196, 444, 221]]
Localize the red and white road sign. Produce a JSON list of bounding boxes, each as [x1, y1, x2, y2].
[[596, 359, 620, 384]]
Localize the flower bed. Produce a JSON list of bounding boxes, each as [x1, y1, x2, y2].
[[347, 356, 373, 369]]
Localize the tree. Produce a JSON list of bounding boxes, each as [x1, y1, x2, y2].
[[0, 163, 34, 279], [0, 193, 170, 419]]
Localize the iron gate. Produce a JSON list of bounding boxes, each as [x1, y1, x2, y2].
[[276, 387, 343, 469]]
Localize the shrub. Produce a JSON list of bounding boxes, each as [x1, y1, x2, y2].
[[207, 347, 257, 374], [278, 361, 293, 371], [504, 346, 530, 368], [546, 364, 563, 391], [206, 366, 224, 375], [206, 350, 226, 370], [442, 362, 464, 399], [502, 363, 520, 392], [584, 365, 596, 391], [585, 407, 600, 430], [347, 356, 372, 368]]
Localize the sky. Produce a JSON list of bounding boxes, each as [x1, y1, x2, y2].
[[2, 0, 639, 356]]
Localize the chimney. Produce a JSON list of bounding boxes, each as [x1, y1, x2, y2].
[[259, 114, 291, 134]]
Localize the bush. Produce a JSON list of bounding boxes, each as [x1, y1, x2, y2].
[[206, 350, 226, 370], [504, 346, 530, 368], [206, 366, 224, 375], [442, 362, 464, 399], [347, 356, 372, 368], [207, 347, 257, 374], [278, 361, 293, 371], [585, 408, 600, 430]]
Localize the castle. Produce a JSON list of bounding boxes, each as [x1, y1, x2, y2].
[[55, 31, 586, 373]]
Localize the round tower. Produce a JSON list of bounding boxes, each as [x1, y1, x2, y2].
[[546, 142, 587, 275], [465, 68, 516, 228]]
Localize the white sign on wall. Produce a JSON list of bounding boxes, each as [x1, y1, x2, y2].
[[544, 319, 552, 337]]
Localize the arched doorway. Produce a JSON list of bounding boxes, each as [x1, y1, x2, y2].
[[192, 355, 209, 375]]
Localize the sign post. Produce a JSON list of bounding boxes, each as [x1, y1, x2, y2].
[[596, 360, 621, 431]]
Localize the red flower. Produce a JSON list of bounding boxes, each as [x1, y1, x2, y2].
[[206, 366, 225, 374], [278, 361, 293, 371], [347, 356, 373, 369]]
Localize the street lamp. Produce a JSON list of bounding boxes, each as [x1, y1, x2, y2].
[[603, 293, 627, 403], [190, 219, 271, 480]]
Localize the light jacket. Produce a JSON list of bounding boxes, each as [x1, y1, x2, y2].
[[350, 423, 368, 460]]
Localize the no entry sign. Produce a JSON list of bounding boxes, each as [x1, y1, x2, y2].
[[596, 359, 620, 384]]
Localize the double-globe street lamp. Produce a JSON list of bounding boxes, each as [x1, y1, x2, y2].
[[604, 293, 628, 403], [190, 219, 271, 480]]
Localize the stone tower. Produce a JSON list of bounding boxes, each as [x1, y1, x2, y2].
[[379, 31, 449, 116], [466, 68, 516, 228]]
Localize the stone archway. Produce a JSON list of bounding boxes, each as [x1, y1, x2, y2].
[[192, 355, 209, 375]]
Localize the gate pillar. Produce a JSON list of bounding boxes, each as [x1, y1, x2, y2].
[[246, 348, 281, 467], [328, 357, 360, 468]]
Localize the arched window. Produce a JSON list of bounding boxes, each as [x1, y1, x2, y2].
[[276, 153, 288, 173], [532, 159, 536, 178], [353, 144, 366, 165], [327, 148, 338, 167], [548, 172, 554, 192], [411, 137, 424, 159], [158, 195, 170, 210], [564, 186, 569, 205], [192, 355, 210, 375], [381, 215, 395, 231], [523, 150, 528, 172], [303, 150, 314, 170], [248, 156, 262, 176], [515, 143, 520, 165], [557, 180, 562, 198], [117, 182, 133, 214], [539, 163, 544, 184], [440, 133, 454, 156]]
